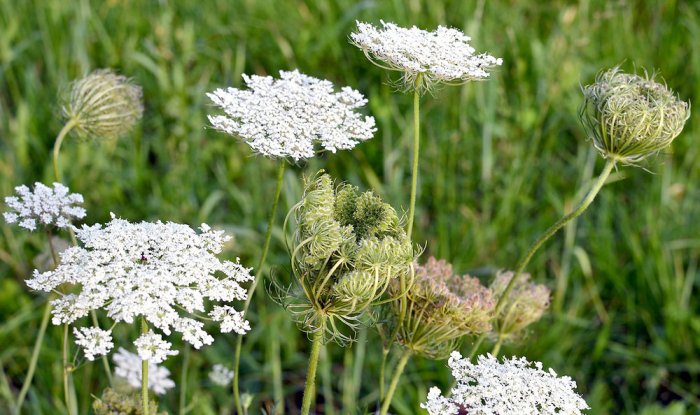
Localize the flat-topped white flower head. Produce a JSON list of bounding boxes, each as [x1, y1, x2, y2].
[[351, 20, 502, 91], [27, 215, 255, 362], [421, 352, 589, 415], [74, 327, 113, 361], [209, 364, 235, 386], [207, 69, 376, 161], [3, 182, 86, 231], [113, 348, 175, 395]]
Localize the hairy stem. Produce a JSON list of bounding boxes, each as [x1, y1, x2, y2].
[[142, 319, 149, 415], [301, 326, 324, 415], [406, 81, 421, 239], [379, 349, 411, 415], [233, 161, 285, 414], [63, 324, 75, 415], [179, 344, 190, 415], [53, 119, 77, 183], [468, 158, 615, 360]]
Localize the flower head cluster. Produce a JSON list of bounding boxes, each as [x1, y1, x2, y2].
[[61, 69, 143, 139], [351, 20, 502, 91], [281, 173, 414, 343], [207, 70, 376, 161], [3, 182, 86, 231], [421, 352, 589, 415], [74, 327, 114, 361], [209, 364, 235, 386], [383, 257, 495, 359], [27, 216, 255, 362], [580, 67, 690, 164], [113, 348, 175, 395], [490, 271, 550, 341], [92, 388, 166, 415]]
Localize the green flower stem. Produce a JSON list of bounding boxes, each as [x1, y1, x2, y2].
[[301, 325, 324, 415], [468, 157, 616, 360], [406, 80, 421, 239], [233, 161, 286, 414], [379, 349, 411, 415], [178, 344, 190, 415], [63, 323, 75, 415], [378, 348, 389, 401], [90, 311, 113, 386], [53, 119, 77, 183], [13, 299, 52, 415], [141, 319, 149, 415], [491, 333, 505, 357]]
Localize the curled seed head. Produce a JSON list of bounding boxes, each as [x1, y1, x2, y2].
[[62, 69, 143, 139], [490, 271, 550, 341], [580, 67, 690, 164]]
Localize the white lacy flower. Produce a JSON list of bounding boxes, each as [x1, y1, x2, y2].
[[134, 331, 178, 364], [208, 364, 234, 386], [3, 182, 86, 231], [27, 216, 255, 361], [209, 305, 250, 334], [73, 327, 113, 361], [207, 69, 376, 161], [113, 347, 175, 395], [421, 352, 589, 415], [351, 21, 502, 89]]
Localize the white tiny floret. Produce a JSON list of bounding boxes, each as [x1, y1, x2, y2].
[[421, 352, 589, 414], [208, 364, 235, 386], [135, 331, 178, 364], [207, 69, 376, 161], [351, 21, 502, 89], [73, 327, 113, 361], [209, 305, 250, 334], [3, 182, 86, 231], [113, 347, 175, 395], [27, 216, 255, 362]]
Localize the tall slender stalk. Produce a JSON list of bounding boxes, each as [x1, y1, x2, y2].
[[468, 158, 616, 359], [233, 161, 286, 414], [179, 344, 190, 415], [406, 80, 422, 239], [379, 349, 411, 415], [63, 323, 75, 415], [53, 119, 77, 182], [301, 325, 324, 415], [13, 300, 51, 415], [141, 319, 150, 415]]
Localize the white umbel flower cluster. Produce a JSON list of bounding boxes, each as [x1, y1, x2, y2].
[[113, 348, 175, 395], [73, 327, 113, 361], [3, 182, 86, 231], [208, 364, 235, 386], [351, 21, 502, 90], [134, 331, 178, 364], [207, 69, 376, 161], [421, 352, 589, 415], [27, 216, 255, 362]]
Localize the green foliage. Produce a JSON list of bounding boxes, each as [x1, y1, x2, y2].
[[0, 0, 698, 414]]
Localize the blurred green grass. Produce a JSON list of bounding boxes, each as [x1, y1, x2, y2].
[[1, 0, 699, 413]]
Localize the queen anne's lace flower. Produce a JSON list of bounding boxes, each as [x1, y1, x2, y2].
[[207, 70, 376, 161], [27, 215, 255, 362], [351, 21, 502, 90], [134, 331, 178, 364], [421, 352, 589, 415], [208, 364, 235, 386], [3, 182, 86, 231], [209, 306, 250, 334], [113, 348, 175, 395], [73, 327, 113, 361]]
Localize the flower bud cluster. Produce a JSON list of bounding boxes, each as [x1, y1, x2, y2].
[[62, 69, 143, 139], [580, 67, 690, 164], [284, 173, 414, 342], [384, 257, 495, 359], [490, 271, 550, 341]]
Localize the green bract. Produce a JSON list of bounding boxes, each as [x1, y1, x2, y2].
[[281, 172, 415, 344], [580, 67, 690, 164]]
